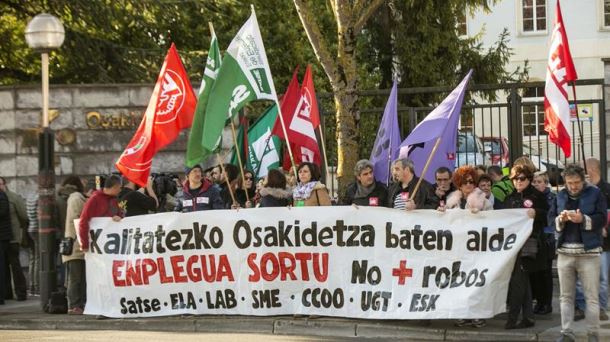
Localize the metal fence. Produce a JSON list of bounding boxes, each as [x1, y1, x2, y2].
[[318, 79, 606, 193]]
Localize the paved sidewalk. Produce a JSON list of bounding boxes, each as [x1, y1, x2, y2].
[[1, 294, 610, 341]]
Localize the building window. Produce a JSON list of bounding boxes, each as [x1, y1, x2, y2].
[[456, 6, 467, 36], [522, 86, 547, 137], [602, 0, 610, 28], [522, 0, 546, 33]]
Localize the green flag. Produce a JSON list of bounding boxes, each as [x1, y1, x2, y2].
[[231, 105, 281, 179], [185, 32, 222, 167], [201, 9, 277, 153]]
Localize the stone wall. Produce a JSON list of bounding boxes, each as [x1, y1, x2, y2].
[[0, 84, 233, 198]]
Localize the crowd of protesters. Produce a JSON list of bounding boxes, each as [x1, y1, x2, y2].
[[0, 155, 608, 341]]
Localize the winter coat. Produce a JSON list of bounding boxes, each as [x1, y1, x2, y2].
[[386, 177, 435, 209], [593, 180, 610, 251], [62, 192, 87, 262], [293, 182, 332, 207], [56, 184, 79, 235], [174, 180, 224, 212], [341, 181, 388, 207], [5, 190, 27, 244], [430, 183, 456, 208], [504, 184, 549, 272], [445, 187, 493, 211], [236, 188, 256, 207], [0, 191, 13, 241], [258, 187, 292, 207], [550, 183, 607, 252]]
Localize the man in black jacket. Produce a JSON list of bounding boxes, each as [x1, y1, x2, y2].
[[430, 166, 455, 208], [386, 158, 435, 210], [119, 176, 159, 216], [341, 159, 387, 206], [0, 189, 13, 305]]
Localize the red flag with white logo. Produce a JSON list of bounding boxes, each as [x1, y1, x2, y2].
[[272, 66, 321, 169], [116, 44, 197, 186], [301, 65, 321, 129], [544, 0, 577, 157]]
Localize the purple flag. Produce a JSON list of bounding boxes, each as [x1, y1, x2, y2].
[[370, 80, 401, 185], [399, 70, 473, 183]]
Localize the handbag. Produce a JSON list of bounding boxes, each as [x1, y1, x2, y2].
[[59, 237, 74, 256], [520, 237, 538, 259]]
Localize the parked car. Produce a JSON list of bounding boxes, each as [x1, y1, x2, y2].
[[480, 136, 510, 167], [455, 132, 492, 167]]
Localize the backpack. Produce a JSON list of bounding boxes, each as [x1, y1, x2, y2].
[[45, 291, 68, 314]]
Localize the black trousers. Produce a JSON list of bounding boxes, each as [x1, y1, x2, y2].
[[507, 257, 534, 322], [4, 243, 26, 299], [0, 240, 9, 303], [529, 257, 553, 306]]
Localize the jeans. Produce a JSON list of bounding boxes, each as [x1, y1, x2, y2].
[[558, 253, 600, 336], [576, 250, 610, 311], [28, 233, 39, 294]]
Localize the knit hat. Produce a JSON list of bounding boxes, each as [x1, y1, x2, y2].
[[184, 164, 203, 176]]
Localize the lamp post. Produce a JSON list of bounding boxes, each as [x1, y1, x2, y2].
[[25, 13, 65, 310]]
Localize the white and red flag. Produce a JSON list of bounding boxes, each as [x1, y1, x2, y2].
[[116, 44, 197, 186], [273, 65, 322, 169], [543, 0, 578, 158]]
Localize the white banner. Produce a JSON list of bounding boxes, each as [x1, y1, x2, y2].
[[84, 207, 532, 319]]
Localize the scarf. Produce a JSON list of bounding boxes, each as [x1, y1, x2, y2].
[[354, 182, 375, 199], [293, 181, 318, 200]]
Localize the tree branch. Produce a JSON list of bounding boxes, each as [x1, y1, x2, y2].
[[353, 0, 384, 34], [293, 0, 339, 85]]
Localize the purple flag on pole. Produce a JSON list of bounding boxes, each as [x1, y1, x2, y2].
[[370, 80, 401, 185], [398, 70, 473, 183]]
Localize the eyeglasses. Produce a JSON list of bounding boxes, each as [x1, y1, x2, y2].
[[463, 179, 475, 185], [513, 176, 528, 182]]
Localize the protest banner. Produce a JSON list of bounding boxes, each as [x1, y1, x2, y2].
[[83, 207, 531, 319]]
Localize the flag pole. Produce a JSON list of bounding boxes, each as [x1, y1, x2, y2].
[[209, 21, 215, 37], [275, 100, 298, 179], [317, 126, 330, 182], [216, 153, 238, 207], [570, 82, 587, 174], [410, 136, 442, 203], [230, 118, 250, 203]]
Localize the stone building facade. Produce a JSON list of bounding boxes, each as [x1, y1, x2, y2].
[[0, 84, 232, 197]]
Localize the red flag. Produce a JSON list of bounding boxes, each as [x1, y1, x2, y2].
[[543, 1, 577, 157], [272, 66, 300, 138], [116, 44, 197, 186], [272, 66, 322, 169], [301, 65, 321, 129]]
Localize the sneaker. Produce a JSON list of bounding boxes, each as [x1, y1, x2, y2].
[[68, 307, 83, 315], [574, 308, 585, 321], [599, 309, 609, 321], [471, 319, 486, 328], [454, 319, 471, 327], [556, 333, 576, 342]]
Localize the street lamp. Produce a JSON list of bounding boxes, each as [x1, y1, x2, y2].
[[25, 13, 65, 311]]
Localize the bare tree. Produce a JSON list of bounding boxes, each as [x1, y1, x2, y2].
[[293, 0, 384, 194]]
